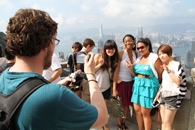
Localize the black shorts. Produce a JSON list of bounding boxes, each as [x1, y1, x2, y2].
[[102, 87, 111, 100]]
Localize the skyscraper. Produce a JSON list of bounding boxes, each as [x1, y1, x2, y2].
[[186, 41, 195, 70], [99, 24, 103, 40], [137, 26, 143, 42], [97, 24, 104, 53]]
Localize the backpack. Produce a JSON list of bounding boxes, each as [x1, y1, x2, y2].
[[75, 51, 87, 72], [0, 77, 49, 130]]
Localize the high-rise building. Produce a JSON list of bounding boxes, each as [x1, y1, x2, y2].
[[191, 41, 195, 51], [137, 26, 143, 42], [186, 41, 195, 70], [97, 24, 104, 53], [99, 24, 103, 40]]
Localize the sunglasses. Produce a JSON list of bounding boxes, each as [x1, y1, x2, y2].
[[137, 46, 145, 50]]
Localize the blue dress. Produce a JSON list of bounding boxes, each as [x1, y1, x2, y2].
[[131, 64, 159, 108]]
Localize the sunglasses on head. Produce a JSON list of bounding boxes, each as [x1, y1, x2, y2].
[[137, 46, 145, 50]]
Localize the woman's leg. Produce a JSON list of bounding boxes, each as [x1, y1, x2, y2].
[[134, 103, 144, 130], [160, 104, 166, 130], [102, 99, 109, 129], [121, 106, 129, 129], [162, 107, 177, 130], [116, 117, 123, 129], [141, 107, 152, 130]]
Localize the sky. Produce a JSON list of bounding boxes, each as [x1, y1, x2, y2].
[[0, 0, 195, 36]]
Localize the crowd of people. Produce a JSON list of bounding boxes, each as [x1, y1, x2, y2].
[[0, 8, 187, 130]]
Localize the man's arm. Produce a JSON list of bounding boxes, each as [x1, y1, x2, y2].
[[84, 53, 108, 128], [49, 68, 62, 82]]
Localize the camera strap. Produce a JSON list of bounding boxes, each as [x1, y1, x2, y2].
[[72, 53, 77, 72]]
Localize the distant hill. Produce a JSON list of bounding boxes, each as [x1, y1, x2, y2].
[[60, 23, 195, 37], [0, 32, 6, 56], [146, 23, 195, 34]]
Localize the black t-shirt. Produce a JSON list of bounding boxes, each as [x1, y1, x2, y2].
[[67, 53, 77, 73]]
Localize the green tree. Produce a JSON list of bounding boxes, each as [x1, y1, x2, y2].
[[0, 32, 6, 56]]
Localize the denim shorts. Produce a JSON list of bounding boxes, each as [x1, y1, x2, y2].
[[160, 95, 180, 110]]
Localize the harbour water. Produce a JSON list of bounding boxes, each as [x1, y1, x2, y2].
[[55, 42, 191, 62]]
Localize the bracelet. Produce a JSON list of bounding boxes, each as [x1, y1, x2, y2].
[[167, 70, 171, 73], [88, 79, 98, 83], [85, 73, 96, 77]]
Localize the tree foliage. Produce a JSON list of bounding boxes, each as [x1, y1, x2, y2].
[[0, 32, 6, 56]]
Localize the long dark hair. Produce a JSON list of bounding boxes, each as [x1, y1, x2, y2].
[[137, 38, 153, 52], [101, 39, 119, 77]]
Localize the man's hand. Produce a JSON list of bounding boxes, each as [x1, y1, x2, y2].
[[57, 76, 76, 86], [84, 53, 95, 74]]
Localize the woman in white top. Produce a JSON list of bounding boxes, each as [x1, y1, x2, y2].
[[154, 44, 186, 130], [113, 34, 137, 130], [94, 39, 119, 130]]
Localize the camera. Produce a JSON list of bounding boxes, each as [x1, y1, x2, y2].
[[68, 72, 86, 86]]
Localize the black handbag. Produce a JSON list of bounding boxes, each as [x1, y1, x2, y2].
[[109, 96, 125, 119]]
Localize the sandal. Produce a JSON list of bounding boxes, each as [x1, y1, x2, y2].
[[117, 124, 123, 130], [122, 123, 128, 130]]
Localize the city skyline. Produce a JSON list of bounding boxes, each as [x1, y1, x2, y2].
[[0, 0, 195, 38]]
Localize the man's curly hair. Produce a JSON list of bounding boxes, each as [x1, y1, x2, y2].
[[6, 8, 58, 57]]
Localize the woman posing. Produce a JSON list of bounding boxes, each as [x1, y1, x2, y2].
[[131, 38, 163, 130], [94, 39, 119, 130], [113, 34, 137, 130], [154, 44, 186, 130]]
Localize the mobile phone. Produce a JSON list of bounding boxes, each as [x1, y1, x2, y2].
[[152, 100, 160, 107]]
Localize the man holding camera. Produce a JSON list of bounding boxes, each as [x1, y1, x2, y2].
[[0, 8, 108, 130]]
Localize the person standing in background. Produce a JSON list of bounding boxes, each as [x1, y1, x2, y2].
[[113, 34, 137, 130], [4, 48, 15, 68], [94, 39, 119, 130], [67, 42, 82, 97], [131, 38, 163, 130], [42, 53, 62, 83], [77, 38, 95, 72], [77, 38, 95, 103], [154, 44, 186, 130], [0, 45, 7, 73], [67, 42, 82, 73]]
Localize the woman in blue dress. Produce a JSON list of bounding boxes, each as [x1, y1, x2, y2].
[[130, 38, 163, 130]]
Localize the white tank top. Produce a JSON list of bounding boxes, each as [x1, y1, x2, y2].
[[95, 68, 111, 92], [118, 50, 136, 82]]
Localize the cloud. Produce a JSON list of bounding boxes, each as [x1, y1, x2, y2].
[[188, 9, 195, 15], [81, 4, 91, 11], [65, 17, 78, 25], [0, 20, 7, 33], [129, 0, 174, 18], [0, 0, 13, 9], [31, 3, 41, 9], [55, 13, 64, 25], [101, 0, 123, 17]]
